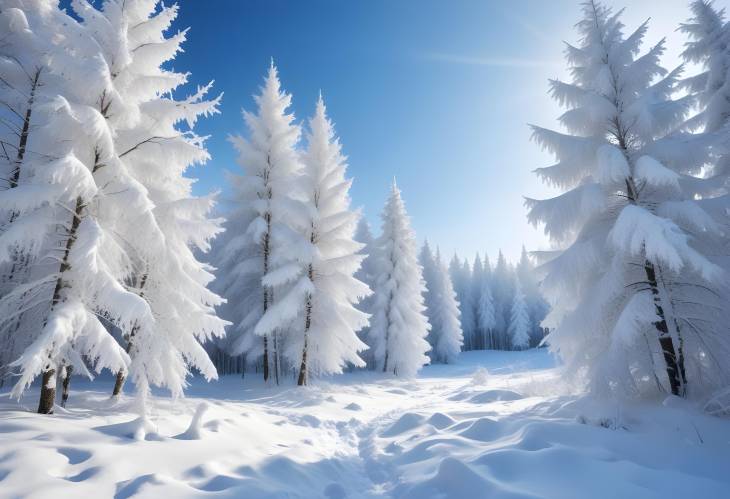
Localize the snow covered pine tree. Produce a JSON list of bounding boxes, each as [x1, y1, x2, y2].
[[0, 1, 157, 413], [528, 1, 727, 397], [69, 0, 227, 404], [294, 95, 370, 385], [369, 182, 430, 376], [216, 63, 308, 384]]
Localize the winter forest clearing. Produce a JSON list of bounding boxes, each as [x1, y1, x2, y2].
[[2, 0, 730, 497]]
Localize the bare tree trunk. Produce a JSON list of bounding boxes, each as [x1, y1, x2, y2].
[[623, 176, 687, 396], [644, 261, 685, 396], [38, 196, 84, 414], [9, 68, 40, 189], [60, 365, 73, 408], [112, 273, 148, 397], [262, 210, 272, 383], [37, 369, 56, 414]]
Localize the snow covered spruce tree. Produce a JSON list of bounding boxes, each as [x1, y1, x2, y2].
[[0, 1, 66, 382], [476, 255, 496, 350], [508, 282, 530, 350], [528, 1, 727, 397], [0, 2, 162, 413], [679, 2, 730, 233], [69, 0, 228, 402], [354, 217, 378, 367], [430, 248, 463, 363], [369, 182, 430, 376], [466, 254, 484, 350], [294, 95, 370, 385], [515, 246, 549, 346], [491, 250, 514, 350], [216, 63, 308, 384]]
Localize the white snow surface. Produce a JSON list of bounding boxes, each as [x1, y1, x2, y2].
[[1, 350, 729, 498]]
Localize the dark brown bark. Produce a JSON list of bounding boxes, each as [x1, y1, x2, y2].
[[297, 264, 314, 386], [9, 69, 40, 189], [37, 368, 56, 414], [38, 196, 84, 414], [644, 261, 686, 396], [60, 365, 72, 408], [262, 209, 271, 383], [112, 273, 148, 397]]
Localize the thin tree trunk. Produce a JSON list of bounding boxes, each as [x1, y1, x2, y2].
[[61, 365, 73, 408], [262, 209, 271, 382], [37, 368, 56, 414], [9, 68, 40, 189], [644, 260, 684, 395], [273, 330, 280, 385], [297, 294, 313, 386], [38, 196, 84, 414], [112, 273, 148, 397]]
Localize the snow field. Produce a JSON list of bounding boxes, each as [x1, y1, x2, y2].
[[1, 350, 729, 498]]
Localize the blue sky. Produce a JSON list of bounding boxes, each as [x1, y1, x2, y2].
[[168, 0, 693, 263]]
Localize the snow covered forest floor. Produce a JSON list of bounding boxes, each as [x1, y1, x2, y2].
[[1, 350, 729, 499]]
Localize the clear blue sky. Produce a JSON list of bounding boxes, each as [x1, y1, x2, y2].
[[166, 0, 692, 263]]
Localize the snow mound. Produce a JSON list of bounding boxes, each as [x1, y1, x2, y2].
[[381, 412, 426, 437], [427, 412, 456, 429], [468, 389, 524, 403], [176, 402, 209, 440], [459, 417, 501, 442]]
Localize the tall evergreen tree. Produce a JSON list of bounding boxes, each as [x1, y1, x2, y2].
[[353, 218, 378, 368], [369, 182, 430, 376], [70, 0, 227, 405], [468, 253, 484, 350], [515, 246, 549, 346], [294, 95, 370, 385], [529, 1, 726, 397], [0, 2, 160, 413], [430, 248, 463, 363], [217, 63, 308, 384], [509, 282, 530, 350]]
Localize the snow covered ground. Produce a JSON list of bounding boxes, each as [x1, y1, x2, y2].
[[1, 350, 729, 499]]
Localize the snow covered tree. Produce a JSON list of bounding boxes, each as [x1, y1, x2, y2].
[[679, 1, 730, 264], [0, 1, 65, 383], [491, 250, 514, 350], [467, 254, 484, 350], [369, 182, 430, 376], [476, 260, 496, 350], [528, 1, 727, 397], [0, 2, 162, 413], [69, 0, 228, 402], [216, 62, 308, 384], [294, 95, 370, 385], [419, 241, 439, 350], [429, 249, 463, 363], [515, 246, 549, 346], [354, 217, 378, 367], [509, 282, 530, 350]]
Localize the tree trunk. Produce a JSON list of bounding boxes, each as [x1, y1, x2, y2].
[[644, 260, 686, 396], [9, 68, 40, 189], [61, 365, 73, 408], [112, 273, 148, 397], [37, 196, 84, 414], [262, 208, 272, 383], [37, 368, 56, 414], [297, 334, 308, 386]]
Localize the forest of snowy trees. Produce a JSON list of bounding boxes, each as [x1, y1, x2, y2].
[[0, 0, 729, 421]]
